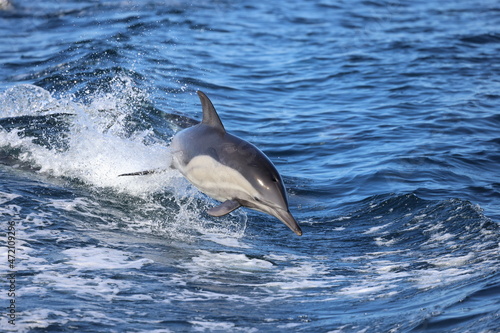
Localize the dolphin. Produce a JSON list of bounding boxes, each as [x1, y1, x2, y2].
[[169, 91, 302, 236]]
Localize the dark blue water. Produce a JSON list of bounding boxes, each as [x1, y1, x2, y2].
[[1, 1, 499, 332]]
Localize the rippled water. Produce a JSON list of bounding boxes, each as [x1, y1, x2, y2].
[[1, 1, 499, 332]]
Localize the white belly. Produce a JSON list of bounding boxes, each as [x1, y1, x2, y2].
[[177, 155, 258, 202]]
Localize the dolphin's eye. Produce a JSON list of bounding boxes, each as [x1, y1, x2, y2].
[[272, 177, 278, 183], [254, 197, 260, 202]]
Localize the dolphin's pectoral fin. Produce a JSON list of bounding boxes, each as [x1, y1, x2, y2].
[[207, 200, 241, 217]]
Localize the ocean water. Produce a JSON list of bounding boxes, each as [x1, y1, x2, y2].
[[0, 0, 499, 332]]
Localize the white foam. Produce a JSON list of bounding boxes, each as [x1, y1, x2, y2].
[[190, 250, 274, 272], [259, 255, 340, 292], [201, 234, 251, 248], [332, 216, 351, 222], [364, 222, 392, 234], [277, 322, 301, 329], [374, 236, 397, 246], [264, 277, 332, 290], [335, 257, 407, 299], [47, 196, 94, 212], [0, 83, 175, 196], [7, 309, 69, 333], [190, 320, 258, 332], [413, 267, 477, 290], [431, 253, 475, 268], [338, 283, 389, 296], [429, 231, 455, 242], [33, 269, 132, 302], [62, 246, 153, 270], [0, 191, 20, 205], [171, 288, 253, 303]]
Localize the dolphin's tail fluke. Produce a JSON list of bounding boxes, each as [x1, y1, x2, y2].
[[118, 169, 165, 177]]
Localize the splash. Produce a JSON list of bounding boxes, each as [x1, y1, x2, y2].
[[0, 82, 173, 195]]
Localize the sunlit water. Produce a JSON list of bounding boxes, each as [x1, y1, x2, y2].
[[0, 1, 499, 332]]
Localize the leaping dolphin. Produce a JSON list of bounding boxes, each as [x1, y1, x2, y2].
[[169, 91, 302, 236]]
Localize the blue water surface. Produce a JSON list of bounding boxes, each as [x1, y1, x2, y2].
[[0, 0, 499, 332]]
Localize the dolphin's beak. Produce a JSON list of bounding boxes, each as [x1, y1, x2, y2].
[[273, 208, 303, 236]]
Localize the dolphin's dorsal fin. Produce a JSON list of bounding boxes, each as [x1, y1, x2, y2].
[[197, 91, 225, 132]]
